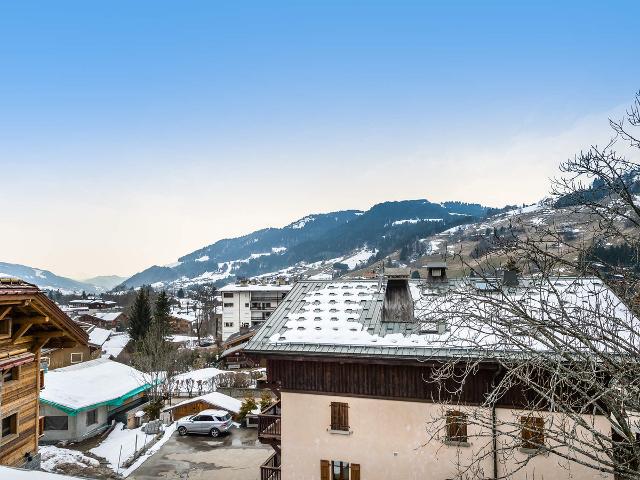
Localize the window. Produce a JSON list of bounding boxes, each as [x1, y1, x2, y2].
[[44, 416, 69, 431], [245, 303, 249, 308], [445, 411, 468, 443], [330, 402, 349, 431], [198, 415, 213, 422], [86, 409, 98, 426], [223, 293, 234, 298], [70, 352, 83, 364], [1, 413, 17, 439], [2, 366, 19, 383], [321, 460, 360, 480], [521, 416, 544, 450], [223, 303, 234, 308], [38, 416, 45, 437], [224, 322, 234, 328]]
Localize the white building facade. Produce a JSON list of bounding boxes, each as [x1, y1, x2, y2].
[[219, 283, 292, 341]]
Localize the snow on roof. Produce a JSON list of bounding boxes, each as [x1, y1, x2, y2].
[[87, 326, 111, 347], [101, 332, 130, 358], [0, 467, 85, 480], [218, 283, 292, 292], [41, 358, 151, 413], [246, 277, 635, 359], [174, 367, 227, 383], [92, 312, 122, 321], [165, 391, 242, 414]]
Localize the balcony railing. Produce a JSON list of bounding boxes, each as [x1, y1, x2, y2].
[[260, 452, 281, 480], [258, 400, 281, 443]]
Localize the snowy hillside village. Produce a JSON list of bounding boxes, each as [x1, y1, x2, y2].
[[0, 156, 639, 480]]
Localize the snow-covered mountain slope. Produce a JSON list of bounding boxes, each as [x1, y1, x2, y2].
[[120, 199, 495, 289], [0, 262, 103, 294], [82, 275, 128, 290]]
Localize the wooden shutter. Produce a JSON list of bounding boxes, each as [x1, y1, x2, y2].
[[38, 416, 45, 437], [330, 402, 349, 431], [320, 459, 330, 480], [351, 463, 360, 480], [521, 416, 544, 449], [446, 411, 468, 442]]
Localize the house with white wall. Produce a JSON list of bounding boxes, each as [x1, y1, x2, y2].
[[39, 358, 152, 442], [219, 283, 291, 341], [246, 273, 628, 480]]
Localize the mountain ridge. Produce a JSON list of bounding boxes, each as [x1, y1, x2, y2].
[[119, 199, 496, 289]]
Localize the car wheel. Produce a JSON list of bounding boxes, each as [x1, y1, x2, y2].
[[178, 426, 188, 436], [210, 428, 220, 437]]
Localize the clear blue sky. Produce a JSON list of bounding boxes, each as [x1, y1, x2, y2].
[[1, 1, 638, 278]]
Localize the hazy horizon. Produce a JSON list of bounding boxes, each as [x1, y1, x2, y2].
[[2, 1, 639, 279]]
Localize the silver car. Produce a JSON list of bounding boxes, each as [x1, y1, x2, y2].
[[176, 409, 233, 437]]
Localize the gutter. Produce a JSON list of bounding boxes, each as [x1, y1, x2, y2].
[[490, 366, 503, 480]]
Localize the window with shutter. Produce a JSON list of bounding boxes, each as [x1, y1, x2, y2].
[[445, 410, 468, 442], [521, 416, 544, 450], [330, 402, 349, 431], [331, 461, 350, 480], [321, 459, 330, 480]]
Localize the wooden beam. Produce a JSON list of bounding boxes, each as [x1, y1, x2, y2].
[[0, 306, 12, 321], [13, 315, 49, 325], [32, 337, 50, 353], [35, 331, 66, 340], [11, 322, 33, 344]]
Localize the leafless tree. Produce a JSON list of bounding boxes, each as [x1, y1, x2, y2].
[[192, 284, 218, 344], [416, 92, 640, 479], [132, 320, 188, 418]]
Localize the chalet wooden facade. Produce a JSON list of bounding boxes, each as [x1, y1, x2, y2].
[[0, 279, 88, 468]]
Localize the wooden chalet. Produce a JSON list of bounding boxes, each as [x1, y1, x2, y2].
[[0, 279, 88, 468], [245, 276, 620, 480], [219, 325, 261, 369]]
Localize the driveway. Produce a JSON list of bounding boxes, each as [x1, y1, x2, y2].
[[129, 427, 272, 480]]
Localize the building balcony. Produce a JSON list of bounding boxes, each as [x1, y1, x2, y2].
[[258, 400, 281, 445], [260, 452, 281, 480]]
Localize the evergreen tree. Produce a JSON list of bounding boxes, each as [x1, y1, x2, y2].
[[177, 288, 185, 299], [153, 290, 172, 337], [128, 288, 153, 343]]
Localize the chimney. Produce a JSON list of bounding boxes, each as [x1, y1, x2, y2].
[[502, 259, 520, 287], [382, 268, 415, 322], [426, 261, 448, 282]]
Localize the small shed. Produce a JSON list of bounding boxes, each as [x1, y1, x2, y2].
[[163, 392, 241, 421]]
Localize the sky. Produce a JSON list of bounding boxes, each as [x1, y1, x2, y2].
[[1, 1, 639, 279]]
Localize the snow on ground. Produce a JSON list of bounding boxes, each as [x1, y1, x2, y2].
[[90, 423, 156, 473], [391, 218, 443, 226], [309, 272, 333, 280], [121, 423, 177, 477], [289, 215, 315, 229], [195, 255, 209, 262], [0, 467, 85, 480], [505, 203, 543, 216], [40, 445, 99, 472], [272, 246, 287, 253], [341, 248, 378, 269], [101, 332, 130, 358]]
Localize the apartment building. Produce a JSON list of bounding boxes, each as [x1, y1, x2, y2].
[[219, 283, 292, 341], [246, 272, 626, 480]]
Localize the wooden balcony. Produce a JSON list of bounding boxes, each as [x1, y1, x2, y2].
[[258, 400, 281, 445], [260, 452, 281, 480]]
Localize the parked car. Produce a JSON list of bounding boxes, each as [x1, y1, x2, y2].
[[176, 409, 233, 437]]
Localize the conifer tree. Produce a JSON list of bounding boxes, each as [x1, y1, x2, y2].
[[128, 287, 152, 343], [153, 290, 172, 337]]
